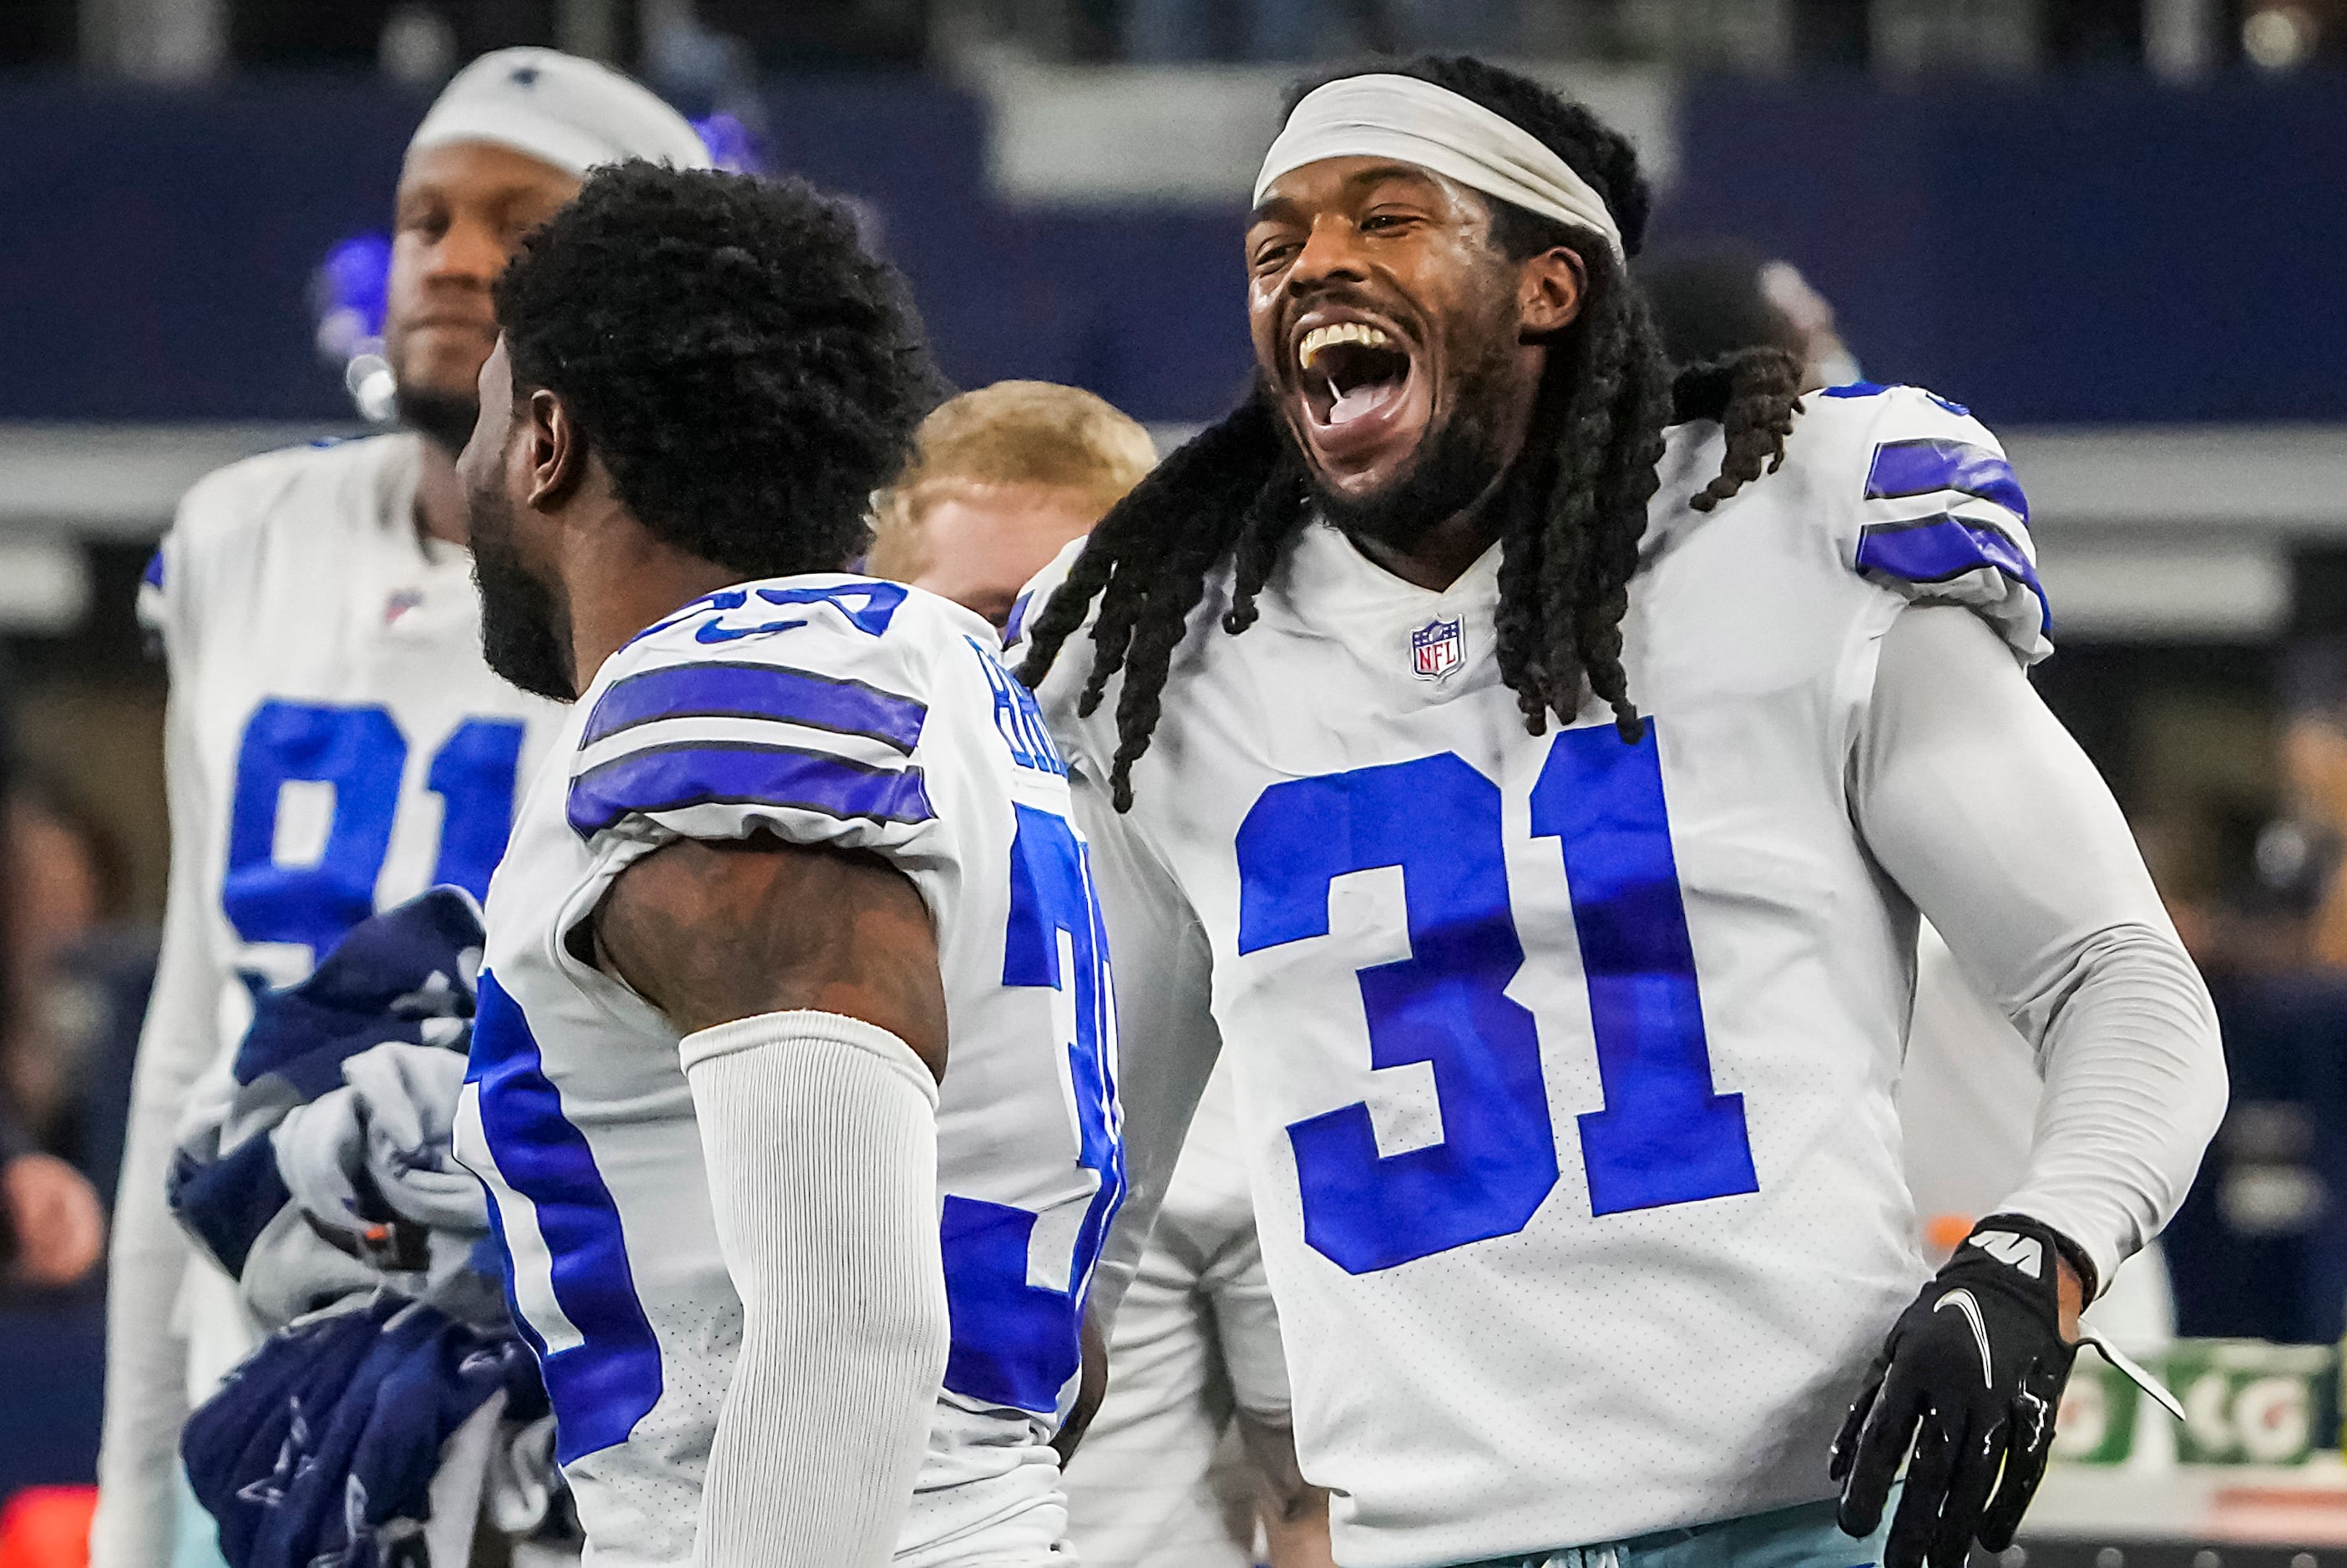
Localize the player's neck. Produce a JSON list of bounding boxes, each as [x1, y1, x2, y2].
[[1341, 470, 1509, 592], [1348, 508, 1501, 591], [412, 441, 470, 549], [563, 522, 746, 692]]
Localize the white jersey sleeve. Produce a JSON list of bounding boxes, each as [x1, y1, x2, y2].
[[93, 524, 218, 1568], [1822, 383, 2225, 1290], [1830, 382, 2049, 665], [1854, 604, 2224, 1291], [569, 580, 953, 889]]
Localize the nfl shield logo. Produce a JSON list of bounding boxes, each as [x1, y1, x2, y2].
[[1410, 615, 1464, 681]]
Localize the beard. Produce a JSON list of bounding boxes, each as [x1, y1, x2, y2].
[[469, 493, 577, 703], [397, 384, 483, 458], [1283, 332, 1522, 554]]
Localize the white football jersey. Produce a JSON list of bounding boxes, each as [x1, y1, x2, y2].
[[97, 434, 565, 1568], [144, 434, 564, 1002], [451, 577, 1122, 1568], [1060, 1065, 1288, 1568], [1019, 385, 2046, 1567]]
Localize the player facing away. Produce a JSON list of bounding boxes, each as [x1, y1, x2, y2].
[[448, 164, 1122, 1568], [94, 51, 710, 1568], [1014, 57, 2228, 1568]]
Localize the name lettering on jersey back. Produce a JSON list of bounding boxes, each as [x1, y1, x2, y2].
[[637, 580, 910, 647], [966, 637, 1067, 778]]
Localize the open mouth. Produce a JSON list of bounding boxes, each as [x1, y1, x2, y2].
[[1288, 316, 1430, 482], [1299, 321, 1414, 428]]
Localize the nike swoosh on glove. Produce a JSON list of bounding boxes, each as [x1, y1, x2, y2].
[[1832, 1212, 2081, 1568]]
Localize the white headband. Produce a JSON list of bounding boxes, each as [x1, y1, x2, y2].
[[1253, 73, 1624, 260], [409, 48, 713, 178]]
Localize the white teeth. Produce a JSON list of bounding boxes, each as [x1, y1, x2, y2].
[[1297, 321, 1395, 372]]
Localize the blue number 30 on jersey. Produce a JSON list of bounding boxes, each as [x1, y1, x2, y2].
[[1236, 722, 1758, 1274]]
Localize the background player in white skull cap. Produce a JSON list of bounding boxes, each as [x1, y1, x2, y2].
[[91, 49, 710, 1568]]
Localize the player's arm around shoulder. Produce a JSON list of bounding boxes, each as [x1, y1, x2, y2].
[[577, 594, 953, 1568]]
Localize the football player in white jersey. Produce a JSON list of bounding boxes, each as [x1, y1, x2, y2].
[[93, 50, 711, 1568], [869, 382, 1333, 1568], [1014, 56, 2228, 1568], [448, 163, 1119, 1567]]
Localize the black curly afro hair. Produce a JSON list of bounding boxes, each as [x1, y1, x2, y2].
[[492, 160, 942, 580]]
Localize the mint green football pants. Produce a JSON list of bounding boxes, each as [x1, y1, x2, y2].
[[1454, 1493, 1894, 1568]]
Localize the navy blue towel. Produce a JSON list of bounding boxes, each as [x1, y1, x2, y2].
[[169, 887, 483, 1281], [183, 1291, 546, 1568]]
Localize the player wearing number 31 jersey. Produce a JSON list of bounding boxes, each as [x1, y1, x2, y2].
[[451, 164, 1119, 1567], [1016, 56, 2227, 1568]]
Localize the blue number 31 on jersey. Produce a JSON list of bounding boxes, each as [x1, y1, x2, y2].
[[1236, 722, 1758, 1275]]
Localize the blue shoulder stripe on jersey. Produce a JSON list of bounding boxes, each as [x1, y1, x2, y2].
[[141, 549, 165, 589], [567, 741, 934, 837], [581, 661, 927, 755], [1821, 381, 1972, 417], [1002, 589, 1034, 648], [1865, 437, 2030, 523], [1855, 513, 2051, 625]]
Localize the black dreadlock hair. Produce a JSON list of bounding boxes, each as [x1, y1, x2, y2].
[[1016, 55, 1805, 810]]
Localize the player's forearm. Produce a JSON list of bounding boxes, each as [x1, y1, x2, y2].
[[682, 1010, 948, 1567], [703, 1308, 940, 1567], [1263, 1485, 1338, 1568], [1237, 1414, 1336, 1568], [1992, 922, 2224, 1290], [1854, 604, 2225, 1290]]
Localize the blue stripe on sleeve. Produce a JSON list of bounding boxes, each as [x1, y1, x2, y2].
[[1855, 513, 2051, 625], [581, 661, 926, 754], [141, 549, 165, 589], [1864, 438, 2031, 522], [567, 741, 935, 838]]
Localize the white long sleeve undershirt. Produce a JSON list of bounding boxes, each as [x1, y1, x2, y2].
[[1852, 604, 2228, 1292], [680, 1009, 949, 1568]]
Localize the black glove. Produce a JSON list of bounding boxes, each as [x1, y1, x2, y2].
[[1831, 1213, 2084, 1568]]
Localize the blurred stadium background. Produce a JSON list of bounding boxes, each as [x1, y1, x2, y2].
[[6, 1, 2347, 1563]]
